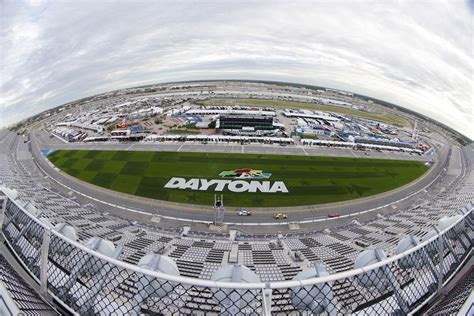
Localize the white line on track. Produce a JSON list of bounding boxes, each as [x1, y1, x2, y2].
[[126, 144, 134, 151], [177, 143, 185, 152], [50, 132, 68, 144], [301, 146, 309, 156], [241, 145, 244, 154]]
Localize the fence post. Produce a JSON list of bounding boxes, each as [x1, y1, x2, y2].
[[436, 229, 444, 293], [261, 286, 272, 316], [0, 197, 6, 228], [40, 228, 50, 296]]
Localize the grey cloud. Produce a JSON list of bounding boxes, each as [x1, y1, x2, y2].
[[1, 0, 472, 139]]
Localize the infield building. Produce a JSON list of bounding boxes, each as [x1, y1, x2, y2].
[[217, 114, 284, 136]]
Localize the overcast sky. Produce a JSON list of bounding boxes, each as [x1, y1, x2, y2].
[[1, 0, 473, 139]]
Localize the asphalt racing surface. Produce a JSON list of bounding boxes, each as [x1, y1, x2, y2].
[[29, 129, 452, 226]]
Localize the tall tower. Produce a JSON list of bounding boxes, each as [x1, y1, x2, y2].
[[412, 120, 418, 142], [213, 195, 225, 226]]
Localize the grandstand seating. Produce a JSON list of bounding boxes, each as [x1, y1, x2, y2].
[[0, 129, 472, 314], [0, 254, 58, 315], [425, 267, 473, 315]]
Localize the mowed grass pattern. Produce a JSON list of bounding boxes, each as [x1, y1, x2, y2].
[[48, 150, 428, 207]]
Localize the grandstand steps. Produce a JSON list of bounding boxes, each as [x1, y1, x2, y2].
[[182, 288, 220, 314], [177, 260, 204, 277], [238, 243, 252, 250], [252, 250, 277, 265], [107, 223, 129, 231], [123, 250, 146, 264], [324, 256, 354, 272], [332, 281, 363, 310], [106, 234, 123, 242], [115, 276, 138, 299], [386, 236, 400, 244], [205, 249, 225, 263], [299, 248, 319, 261], [268, 242, 283, 251], [147, 241, 166, 254], [126, 237, 154, 250], [192, 240, 215, 248], [331, 232, 351, 241], [227, 243, 239, 264], [271, 290, 298, 313], [357, 235, 380, 245], [278, 264, 302, 280], [326, 243, 357, 256], [300, 237, 322, 248], [136, 231, 147, 237], [158, 236, 173, 243], [0, 254, 58, 315], [76, 230, 93, 241], [168, 245, 188, 259]]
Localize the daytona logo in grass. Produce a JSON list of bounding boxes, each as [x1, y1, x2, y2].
[[165, 168, 287, 193], [164, 177, 289, 193], [218, 168, 272, 179]]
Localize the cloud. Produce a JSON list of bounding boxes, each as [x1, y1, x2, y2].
[[1, 0, 473, 139]]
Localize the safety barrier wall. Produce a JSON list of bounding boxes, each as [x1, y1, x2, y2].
[[1, 192, 472, 315]]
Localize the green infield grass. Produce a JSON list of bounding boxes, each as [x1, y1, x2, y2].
[[47, 150, 428, 207]]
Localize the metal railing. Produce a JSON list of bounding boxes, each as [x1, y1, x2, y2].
[[0, 281, 22, 316], [1, 191, 472, 315]]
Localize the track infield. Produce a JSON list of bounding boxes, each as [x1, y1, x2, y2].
[[47, 150, 428, 207]]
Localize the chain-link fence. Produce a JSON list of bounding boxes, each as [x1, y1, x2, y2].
[[1, 195, 472, 315]]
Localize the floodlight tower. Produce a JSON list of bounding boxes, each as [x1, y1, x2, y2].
[[412, 120, 418, 142], [213, 194, 225, 226]]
